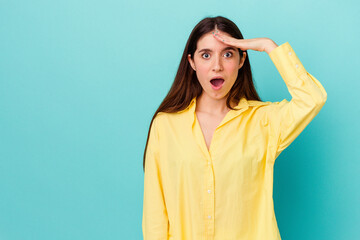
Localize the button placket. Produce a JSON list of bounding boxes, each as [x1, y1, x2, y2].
[[204, 153, 215, 238]]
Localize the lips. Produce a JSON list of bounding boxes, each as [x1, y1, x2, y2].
[[210, 76, 225, 90], [210, 77, 225, 87]]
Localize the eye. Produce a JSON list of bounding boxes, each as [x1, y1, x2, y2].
[[201, 51, 233, 59], [224, 52, 233, 58], [201, 53, 210, 59]]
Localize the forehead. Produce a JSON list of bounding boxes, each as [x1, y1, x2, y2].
[[196, 31, 234, 51]]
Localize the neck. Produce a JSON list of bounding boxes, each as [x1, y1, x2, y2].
[[195, 93, 237, 115]]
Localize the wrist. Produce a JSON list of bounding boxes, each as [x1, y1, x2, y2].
[[264, 39, 278, 54]]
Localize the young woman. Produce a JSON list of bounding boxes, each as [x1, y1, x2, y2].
[[142, 16, 327, 240]]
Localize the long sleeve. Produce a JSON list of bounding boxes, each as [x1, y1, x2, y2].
[[142, 116, 169, 240], [267, 42, 328, 160]]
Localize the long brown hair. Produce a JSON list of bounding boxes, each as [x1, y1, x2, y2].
[[143, 16, 262, 172]]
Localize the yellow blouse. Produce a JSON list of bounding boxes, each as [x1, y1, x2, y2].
[[142, 42, 327, 240]]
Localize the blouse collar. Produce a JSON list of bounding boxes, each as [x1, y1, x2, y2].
[[185, 96, 250, 113], [178, 96, 251, 130]]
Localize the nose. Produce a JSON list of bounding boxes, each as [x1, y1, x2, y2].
[[212, 54, 223, 72]]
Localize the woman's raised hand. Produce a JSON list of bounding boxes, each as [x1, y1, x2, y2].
[[212, 29, 278, 54]]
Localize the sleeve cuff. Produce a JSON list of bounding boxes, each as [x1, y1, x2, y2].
[[269, 42, 307, 85]]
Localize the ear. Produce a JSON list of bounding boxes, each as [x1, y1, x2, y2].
[[238, 52, 247, 69], [187, 54, 196, 71]]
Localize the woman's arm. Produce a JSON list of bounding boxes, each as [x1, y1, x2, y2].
[[213, 31, 327, 161], [142, 117, 169, 239], [267, 42, 327, 159]]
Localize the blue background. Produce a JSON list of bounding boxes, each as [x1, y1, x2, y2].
[[1, 0, 359, 239]]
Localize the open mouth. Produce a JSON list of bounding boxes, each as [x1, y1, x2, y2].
[[210, 78, 225, 89]]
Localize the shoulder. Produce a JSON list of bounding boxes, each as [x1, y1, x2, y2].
[[155, 110, 189, 121], [247, 100, 272, 107], [247, 99, 288, 110], [246, 99, 289, 122], [154, 111, 176, 123], [152, 111, 186, 130]]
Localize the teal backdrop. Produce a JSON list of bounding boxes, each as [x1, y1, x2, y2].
[[1, 0, 359, 239]]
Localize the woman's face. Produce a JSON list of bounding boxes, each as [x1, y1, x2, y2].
[[187, 30, 246, 100]]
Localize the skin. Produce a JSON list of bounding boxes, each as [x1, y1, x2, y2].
[[187, 27, 278, 150], [188, 32, 245, 114], [187, 26, 278, 115]]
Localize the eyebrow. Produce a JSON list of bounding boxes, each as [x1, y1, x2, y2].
[[198, 46, 237, 53]]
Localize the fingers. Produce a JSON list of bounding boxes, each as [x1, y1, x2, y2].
[[212, 31, 270, 53], [212, 30, 229, 44], [212, 30, 244, 50]]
